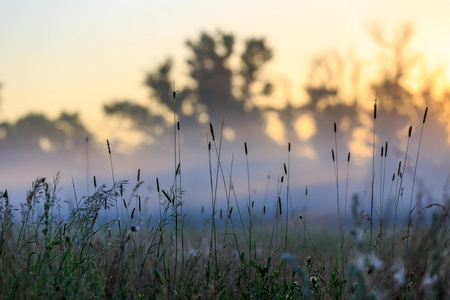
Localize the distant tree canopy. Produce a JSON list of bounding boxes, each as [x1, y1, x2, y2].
[[0, 112, 90, 155], [103, 25, 449, 155], [104, 31, 273, 144]]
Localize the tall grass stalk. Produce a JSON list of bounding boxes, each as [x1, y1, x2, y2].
[[303, 185, 308, 260], [207, 132, 218, 274], [245, 141, 253, 270], [392, 125, 412, 264], [177, 119, 185, 276], [342, 152, 350, 268], [283, 143, 291, 284], [369, 99, 377, 251], [405, 107, 428, 264], [107, 139, 119, 225], [332, 122, 344, 276], [85, 137, 90, 195], [171, 85, 179, 289]]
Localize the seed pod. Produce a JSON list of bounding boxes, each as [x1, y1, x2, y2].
[[209, 123, 215, 141], [423, 107, 428, 124], [278, 196, 282, 215], [374, 99, 377, 119]]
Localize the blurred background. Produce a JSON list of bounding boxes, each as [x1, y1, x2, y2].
[[1, 1, 449, 225]]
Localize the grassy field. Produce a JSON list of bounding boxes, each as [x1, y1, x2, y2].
[[0, 105, 449, 299]]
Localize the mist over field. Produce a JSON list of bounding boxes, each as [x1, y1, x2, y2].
[[1, 101, 448, 229]]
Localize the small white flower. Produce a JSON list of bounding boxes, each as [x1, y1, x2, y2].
[[392, 266, 405, 285]]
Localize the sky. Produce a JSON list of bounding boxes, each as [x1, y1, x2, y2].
[[2, 0, 450, 138], [1, 0, 450, 220]]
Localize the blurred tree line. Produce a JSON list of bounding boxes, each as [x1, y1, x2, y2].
[[1, 22, 449, 160]]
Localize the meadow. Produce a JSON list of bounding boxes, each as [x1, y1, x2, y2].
[[0, 105, 448, 299]]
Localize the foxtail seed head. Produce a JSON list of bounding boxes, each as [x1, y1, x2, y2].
[[423, 107, 428, 124], [209, 123, 215, 141], [374, 98, 377, 119]]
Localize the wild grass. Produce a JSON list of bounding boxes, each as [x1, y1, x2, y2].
[[0, 105, 448, 299]]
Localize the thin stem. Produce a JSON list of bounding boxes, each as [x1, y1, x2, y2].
[[406, 107, 428, 265]]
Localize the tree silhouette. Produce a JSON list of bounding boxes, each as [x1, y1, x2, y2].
[[104, 31, 274, 145], [0, 112, 91, 155]]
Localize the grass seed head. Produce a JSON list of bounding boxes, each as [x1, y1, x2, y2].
[[228, 206, 233, 218], [209, 123, 215, 141], [374, 98, 377, 119], [278, 196, 282, 215], [423, 107, 428, 124], [408, 125, 412, 138]]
